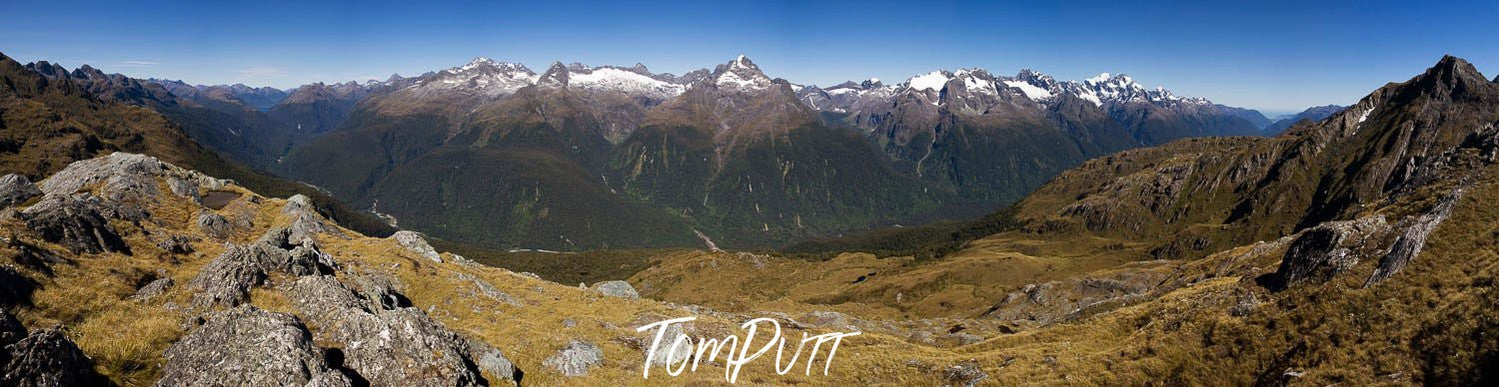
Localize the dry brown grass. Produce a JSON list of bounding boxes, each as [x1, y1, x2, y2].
[[8, 162, 1496, 385]]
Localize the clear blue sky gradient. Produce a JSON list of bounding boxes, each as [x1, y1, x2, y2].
[[1, 0, 1495, 114]]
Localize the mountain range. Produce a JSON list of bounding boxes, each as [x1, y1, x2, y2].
[[259, 55, 1276, 250], [8, 53, 1301, 251], [1, 52, 1494, 384]]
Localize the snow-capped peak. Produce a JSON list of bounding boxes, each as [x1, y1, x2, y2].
[[408, 57, 539, 98], [713, 55, 773, 92], [734, 55, 751, 68]]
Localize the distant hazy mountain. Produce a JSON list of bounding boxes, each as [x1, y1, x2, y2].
[[149, 79, 289, 110], [1264, 104, 1347, 134]]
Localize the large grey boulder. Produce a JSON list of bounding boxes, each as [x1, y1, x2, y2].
[[544, 340, 604, 377], [157, 307, 351, 387], [454, 272, 518, 306], [590, 280, 639, 299], [282, 275, 489, 386], [0, 174, 40, 208], [20, 194, 131, 255], [1, 327, 108, 386], [131, 277, 175, 302], [940, 361, 990, 387], [391, 231, 442, 263], [195, 212, 233, 239], [467, 338, 522, 385], [185, 243, 269, 309]]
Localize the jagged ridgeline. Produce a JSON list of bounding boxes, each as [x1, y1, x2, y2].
[[277, 56, 1270, 250]]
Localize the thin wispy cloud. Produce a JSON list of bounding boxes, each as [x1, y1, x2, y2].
[[115, 60, 160, 66]]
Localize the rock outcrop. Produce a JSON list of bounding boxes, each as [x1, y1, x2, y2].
[[1, 323, 108, 386], [185, 227, 335, 309], [20, 194, 131, 255], [158, 306, 353, 386], [544, 340, 604, 377], [590, 280, 639, 299], [282, 275, 507, 386], [1366, 187, 1466, 286], [0, 174, 40, 208], [1268, 216, 1390, 291], [131, 277, 174, 302], [391, 230, 442, 262], [195, 212, 233, 239], [283, 195, 341, 242]]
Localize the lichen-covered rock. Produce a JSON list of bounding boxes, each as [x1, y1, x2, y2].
[[1367, 187, 1465, 286], [590, 280, 639, 299], [165, 177, 199, 202], [391, 230, 442, 263], [1, 327, 108, 386], [467, 338, 521, 385], [1270, 216, 1390, 290], [940, 361, 989, 387], [186, 244, 269, 309], [195, 212, 233, 239], [282, 275, 486, 386], [38, 153, 230, 203], [154, 234, 196, 255], [131, 277, 175, 302], [157, 307, 351, 387], [38, 153, 164, 201], [349, 273, 410, 309], [20, 194, 130, 255], [544, 340, 604, 377], [802, 310, 858, 331], [0, 174, 40, 208], [284, 194, 342, 242], [454, 272, 518, 306]]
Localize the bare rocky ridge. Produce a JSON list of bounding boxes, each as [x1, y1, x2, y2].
[[2, 153, 522, 386]]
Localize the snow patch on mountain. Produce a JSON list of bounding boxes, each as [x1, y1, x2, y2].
[[1003, 80, 1052, 100], [907, 71, 951, 91], [570, 67, 686, 99]]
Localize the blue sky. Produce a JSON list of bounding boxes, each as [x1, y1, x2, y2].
[[1, 0, 1495, 115]]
